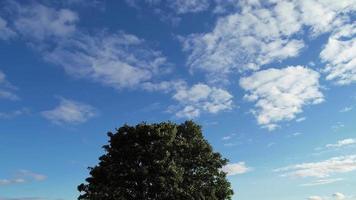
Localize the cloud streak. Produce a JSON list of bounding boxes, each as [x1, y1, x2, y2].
[[275, 155, 356, 178], [42, 98, 96, 125], [0, 170, 46, 186]]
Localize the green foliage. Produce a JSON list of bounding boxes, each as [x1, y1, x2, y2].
[[78, 121, 233, 200]]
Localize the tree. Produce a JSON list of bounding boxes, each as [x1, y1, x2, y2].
[[78, 121, 233, 200]]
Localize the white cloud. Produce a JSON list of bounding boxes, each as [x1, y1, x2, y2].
[[0, 178, 25, 186], [172, 83, 233, 118], [308, 193, 353, 200], [176, 105, 200, 118], [222, 136, 231, 140], [17, 170, 46, 181], [142, 80, 187, 93], [11, 2, 78, 40], [182, 0, 356, 83], [333, 193, 346, 200], [301, 178, 344, 186], [0, 170, 46, 186], [168, 0, 210, 14], [213, 0, 240, 14], [240, 66, 323, 130], [275, 155, 356, 178], [41, 98, 96, 125], [340, 106, 353, 112], [0, 17, 16, 40], [287, 132, 303, 138], [326, 138, 356, 148], [332, 122, 345, 131], [296, 117, 306, 122], [4, 2, 170, 91], [44, 31, 169, 90], [309, 196, 324, 200], [126, 0, 209, 14], [222, 162, 251, 176], [222, 134, 235, 141], [0, 71, 19, 101], [321, 23, 356, 85], [182, 1, 305, 79]]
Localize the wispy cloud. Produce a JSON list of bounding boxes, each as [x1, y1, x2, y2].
[[290, 132, 303, 137], [301, 178, 344, 187], [0, 170, 46, 186], [332, 122, 345, 131], [2, 1, 171, 91], [10, 2, 78, 41], [0, 108, 30, 119], [275, 155, 356, 178], [0, 71, 19, 101], [44, 30, 170, 90], [41, 98, 96, 125], [126, 0, 210, 14], [168, 0, 210, 14], [0, 17, 16, 40], [326, 139, 356, 149], [296, 117, 306, 122], [222, 133, 236, 141], [308, 192, 351, 200], [340, 106, 353, 113]]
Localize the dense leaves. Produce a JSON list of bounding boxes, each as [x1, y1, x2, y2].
[[78, 121, 233, 200]]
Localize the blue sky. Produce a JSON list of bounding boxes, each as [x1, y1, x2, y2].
[[1, 0, 356, 199]]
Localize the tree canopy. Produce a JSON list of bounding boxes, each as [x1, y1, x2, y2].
[[78, 121, 233, 200]]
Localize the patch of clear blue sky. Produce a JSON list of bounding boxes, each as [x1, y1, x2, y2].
[[1, 1, 356, 200]]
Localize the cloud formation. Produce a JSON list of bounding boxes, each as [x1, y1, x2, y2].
[[10, 2, 78, 41], [221, 162, 251, 176], [301, 178, 344, 187], [309, 196, 323, 200], [126, 0, 210, 14], [0, 108, 29, 119], [44, 31, 169, 90], [182, 0, 356, 83], [168, 0, 210, 14], [41, 98, 96, 125], [321, 23, 356, 85], [326, 138, 356, 149], [307, 192, 349, 200], [240, 66, 323, 130], [2, 2, 170, 91], [333, 193, 346, 200], [172, 83, 233, 118], [0, 71, 19, 101], [182, 0, 305, 78], [0, 170, 46, 186], [275, 155, 356, 178], [0, 17, 16, 40]]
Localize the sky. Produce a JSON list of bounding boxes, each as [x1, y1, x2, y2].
[[0, 0, 356, 199]]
